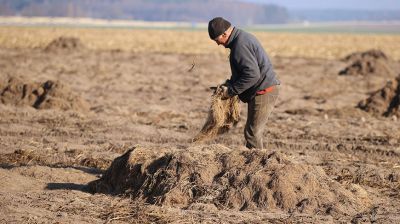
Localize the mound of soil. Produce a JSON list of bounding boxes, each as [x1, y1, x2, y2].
[[0, 75, 89, 112], [44, 36, 85, 52], [193, 86, 240, 142], [339, 49, 394, 76], [88, 146, 371, 216], [358, 76, 400, 117], [343, 49, 388, 62]]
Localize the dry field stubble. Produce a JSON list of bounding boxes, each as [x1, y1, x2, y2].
[[0, 26, 400, 223], [0, 26, 400, 59]]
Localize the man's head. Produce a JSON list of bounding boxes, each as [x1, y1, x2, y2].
[[208, 17, 232, 46]]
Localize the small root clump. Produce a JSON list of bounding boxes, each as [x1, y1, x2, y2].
[[193, 86, 240, 142]]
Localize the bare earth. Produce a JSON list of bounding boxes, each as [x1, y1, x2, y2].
[[0, 38, 399, 223]]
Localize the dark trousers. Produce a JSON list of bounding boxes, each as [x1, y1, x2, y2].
[[244, 85, 280, 149]]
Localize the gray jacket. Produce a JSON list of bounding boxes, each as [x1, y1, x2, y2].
[[226, 28, 280, 102]]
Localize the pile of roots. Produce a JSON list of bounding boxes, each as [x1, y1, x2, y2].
[[0, 75, 89, 112], [193, 86, 240, 142], [44, 36, 85, 52], [88, 145, 371, 216], [339, 49, 394, 76], [358, 75, 400, 117]]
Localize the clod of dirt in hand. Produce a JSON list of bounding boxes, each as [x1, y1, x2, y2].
[[88, 145, 371, 217], [193, 86, 240, 142]]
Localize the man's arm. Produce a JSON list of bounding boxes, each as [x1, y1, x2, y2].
[[228, 46, 261, 96]]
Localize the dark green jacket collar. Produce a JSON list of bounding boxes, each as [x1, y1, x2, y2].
[[225, 27, 239, 49]]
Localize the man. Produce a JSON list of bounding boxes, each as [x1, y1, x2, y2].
[[208, 17, 280, 149]]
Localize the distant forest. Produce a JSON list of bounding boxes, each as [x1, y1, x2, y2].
[[1, 0, 398, 24], [291, 9, 400, 22], [0, 0, 290, 25]]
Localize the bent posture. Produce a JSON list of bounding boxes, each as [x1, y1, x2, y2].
[[208, 17, 280, 149]]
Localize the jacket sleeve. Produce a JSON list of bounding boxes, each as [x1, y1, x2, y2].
[[228, 45, 261, 96]]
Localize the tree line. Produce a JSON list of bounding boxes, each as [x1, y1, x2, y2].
[[0, 0, 290, 25]]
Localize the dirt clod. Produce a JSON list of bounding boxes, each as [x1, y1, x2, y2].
[[0, 75, 89, 112], [44, 36, 85, 52], [343, 49, 388, 62], [339, 49, 394, 76], [358, 76, 400, 117]]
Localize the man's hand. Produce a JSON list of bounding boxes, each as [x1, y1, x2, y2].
[[220, 85, 230, 100], [222, 79, 231, 87]]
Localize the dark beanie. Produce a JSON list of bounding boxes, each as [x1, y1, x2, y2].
[[208, 17, 231, 40]]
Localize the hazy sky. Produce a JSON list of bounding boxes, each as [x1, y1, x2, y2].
[[244, 0, 400, 10]]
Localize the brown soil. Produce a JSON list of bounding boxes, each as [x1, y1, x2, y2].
[[339, 49, 394, 76], [343, 49, 388, 61], [44, 36, 85, 52], [1, 46, 399, 223], [358, 76, 400, 117], [0, 148, 111, 170], [0, 74, 89, 112]]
